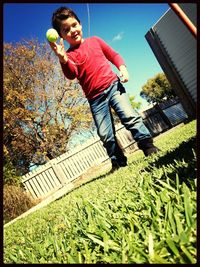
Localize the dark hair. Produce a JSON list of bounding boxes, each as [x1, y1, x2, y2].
[[52, 7, 80, 36]]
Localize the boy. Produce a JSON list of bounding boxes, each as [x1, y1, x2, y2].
[[49, 6, 159, 170]]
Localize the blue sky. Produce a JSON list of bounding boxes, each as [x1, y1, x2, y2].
[[3, 3, 170, 109]]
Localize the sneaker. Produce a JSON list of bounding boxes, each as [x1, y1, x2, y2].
[[143, 146, 160, 156], [111, 159, 127, 172], [137, 138, 160, 157], [118, 160, 128, 167], [111, 164, 120, 173]]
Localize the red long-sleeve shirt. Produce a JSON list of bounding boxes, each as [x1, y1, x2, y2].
[[61, 36, 125, 99]]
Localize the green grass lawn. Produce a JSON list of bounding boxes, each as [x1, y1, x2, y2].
[[3, 120, 197, 264]]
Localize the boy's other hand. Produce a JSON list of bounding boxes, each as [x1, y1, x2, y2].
[[119, 65, 129, 83], [49, 38, 68, 64]]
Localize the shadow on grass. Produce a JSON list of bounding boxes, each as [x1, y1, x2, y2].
[[146, 137, 197, 188]]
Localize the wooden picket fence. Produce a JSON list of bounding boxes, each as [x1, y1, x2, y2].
[[22, 99, 188, 199], [22, 124, 136, 199]]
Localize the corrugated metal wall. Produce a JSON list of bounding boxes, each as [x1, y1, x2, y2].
[[145, 4, 196, 119], [152, 4, 197, 104]]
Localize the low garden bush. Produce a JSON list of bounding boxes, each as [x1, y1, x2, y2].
[[3, 185, 39, 224]]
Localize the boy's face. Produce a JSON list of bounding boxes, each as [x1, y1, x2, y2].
[[60, 17, 83, 47]]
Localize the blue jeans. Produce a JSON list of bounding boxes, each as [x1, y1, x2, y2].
[[89, 79, 152, 162]]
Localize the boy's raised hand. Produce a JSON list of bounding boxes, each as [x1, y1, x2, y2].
[[49, 38, 68, 64]]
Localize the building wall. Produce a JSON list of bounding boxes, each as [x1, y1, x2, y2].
[[145, 4, 197, 119]]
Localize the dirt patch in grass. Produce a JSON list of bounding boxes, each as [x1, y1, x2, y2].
[[73, 160, 112, 188]]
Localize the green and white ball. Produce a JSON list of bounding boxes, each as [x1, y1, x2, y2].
[[46, 28, 59, 42]]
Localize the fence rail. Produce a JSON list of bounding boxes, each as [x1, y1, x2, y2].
[[22, 99, 188, 199]]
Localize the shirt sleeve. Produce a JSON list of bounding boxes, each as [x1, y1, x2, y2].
[[94, 36, 126, 69]]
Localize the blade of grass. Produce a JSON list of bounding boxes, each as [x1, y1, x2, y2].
[[166, 237, 179, 257], [180, 245, 196, 264], [182, 183, 193, 227], [168, 204, 177, 236], [86, 232, 121, 252], [155, 179, 177, 194], [148, 232, 154, 260], [175, 173, 180, 196], [173, 208, 183, 237]]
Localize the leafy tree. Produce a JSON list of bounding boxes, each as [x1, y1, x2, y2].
[[140, 73, 177, 104], [3, 154, 21, 186], [3, 39, 93, 175], [129, 95, 141, 110]]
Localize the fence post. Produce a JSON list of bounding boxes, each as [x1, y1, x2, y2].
[[50, 162, 68, 186]]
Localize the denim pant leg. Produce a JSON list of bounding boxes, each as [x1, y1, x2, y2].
[[109, 81, 152, 142], [89, 84, 126, 162]]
